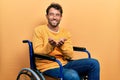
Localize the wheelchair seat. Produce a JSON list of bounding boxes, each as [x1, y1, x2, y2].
[[16, 40, 91, 80]]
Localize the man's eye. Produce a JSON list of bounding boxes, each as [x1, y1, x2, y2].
[[49, 13, 54, 16], [56, 14, 60, 16], [49, 13, 61, 17]]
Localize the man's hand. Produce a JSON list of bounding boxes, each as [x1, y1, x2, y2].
[[48, 38, 67, 47], [48, 38, 57, 47], [57, 38, 67, 47]]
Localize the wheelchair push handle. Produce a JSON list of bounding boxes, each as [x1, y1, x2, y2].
[[23, 40, 56, 61]]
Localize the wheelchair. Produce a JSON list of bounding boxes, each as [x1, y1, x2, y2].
[[16, 40, 91, 80]]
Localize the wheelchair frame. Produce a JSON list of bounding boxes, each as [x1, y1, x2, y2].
[[16, 40, 91, 80]]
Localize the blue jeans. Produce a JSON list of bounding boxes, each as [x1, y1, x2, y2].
[[43, 58, 100, 80]]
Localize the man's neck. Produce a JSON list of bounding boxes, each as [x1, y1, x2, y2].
[[47, 24, 59, 32]]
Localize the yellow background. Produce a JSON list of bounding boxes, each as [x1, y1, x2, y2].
[[0, 0, 120, 80]]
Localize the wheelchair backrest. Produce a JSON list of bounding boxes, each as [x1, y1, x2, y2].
[[23, 40, 36, 70]]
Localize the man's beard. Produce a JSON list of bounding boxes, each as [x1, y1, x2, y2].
[[48, 20, 60, 27]]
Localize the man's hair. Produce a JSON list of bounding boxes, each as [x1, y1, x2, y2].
[[46, 3, 63, 15]]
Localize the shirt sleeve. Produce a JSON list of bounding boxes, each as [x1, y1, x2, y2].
[[60, 31, 74, 59], [32, 27, 54, 55]]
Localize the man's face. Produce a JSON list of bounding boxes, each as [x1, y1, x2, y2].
[[46, 8, 62, 27]]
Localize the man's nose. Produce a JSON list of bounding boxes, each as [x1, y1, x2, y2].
[[53, 15, 57, 19]]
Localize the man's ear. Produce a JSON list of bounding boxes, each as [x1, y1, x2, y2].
[[46, 14, 48, 19], [60, 15, 62, 20]]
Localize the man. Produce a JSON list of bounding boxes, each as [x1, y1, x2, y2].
[[32, 3, 100, 80]]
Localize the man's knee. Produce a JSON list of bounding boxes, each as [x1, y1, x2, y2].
[[63, 69, 80, 80], [91, 59, 99, 65], [90, 58, 100, 70]]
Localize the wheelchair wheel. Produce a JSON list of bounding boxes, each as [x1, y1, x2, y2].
[[16, 68, 45, 80]]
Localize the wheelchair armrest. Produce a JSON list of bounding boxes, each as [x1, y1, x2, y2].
[[34, 54, 56, 61], [34, 53, 63, 78], [73, 46, 91, 58], [73, 46, 86, 52]]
